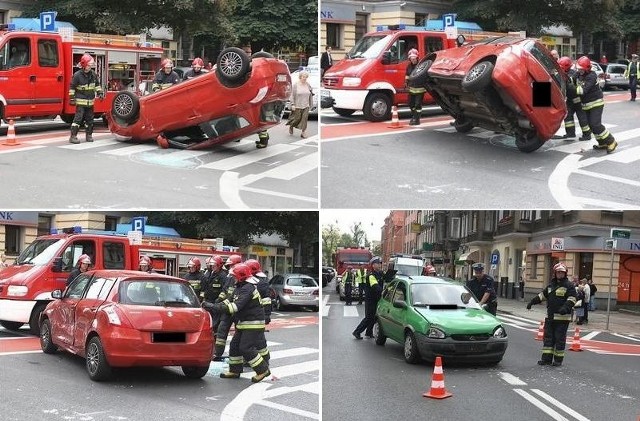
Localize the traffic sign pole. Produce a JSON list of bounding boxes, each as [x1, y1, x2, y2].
[[606, 238, 615, 330]]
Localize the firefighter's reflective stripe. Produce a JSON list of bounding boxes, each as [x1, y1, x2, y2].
[[260, 297, 272, 306], [409, 86, 426, 94], [248, 354, 265, 369], [75, 98, 95, 106], [542, 346, 553, 355], [553, 313, 572, 321], [582, 98, 604, 111], [236, 320, 265, 329]]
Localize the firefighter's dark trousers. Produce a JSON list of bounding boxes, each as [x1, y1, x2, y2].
[[540, 318, 570, 364], [214, 313, 232, 357], [227, 328, 269, 375]]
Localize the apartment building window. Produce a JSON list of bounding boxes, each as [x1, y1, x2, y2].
[[4, 225, 22, 255], [531, 255, 537, 278], [105, 216, 118, 231], [326, 23, 342, 49], [37, 214, 53, 236], [483, 212, 493, 231], [534, 210, 541, 220], [520, 210, 531, 221], [355, 13, 368, 42], [450, 217, 460, 239]]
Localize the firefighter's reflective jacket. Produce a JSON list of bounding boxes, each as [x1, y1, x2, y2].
[[530, 276, 577, 321], [152, 70, 180, 92], [253, 273, 272, 322], [211, 281, 265, 330], [69, 70, 103, 107], [201, 268, 228, 302], [183, 271, 204, 296]]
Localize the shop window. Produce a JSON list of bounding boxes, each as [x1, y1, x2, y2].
[[326, 23, 342, 49], [578, 252, 593, 280], [37, 214, 53, 237]]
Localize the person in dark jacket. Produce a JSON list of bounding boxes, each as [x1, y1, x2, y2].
[[152, 58, 180, 92], [69, 54, 104, 144], [212, 254, 243, 360], [526, 262, 578, 366], [245, 259, 271, 364], [575, 55, 617, 153], [67, 254, 91, 285], [557, 57, 591, 141], [467, 263, 498, 315], [201, 255, 228, 331], [203, 263, 270, 383], [405, 48, 426, 125], [183, 257, 205, 298], [353, 256, 384, 339], [320, 45, 333, 76]]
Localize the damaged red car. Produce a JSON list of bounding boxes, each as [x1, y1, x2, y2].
[[106, 47, 291, 149], [40, 270, 213, 381], [410, 36, 567, 152]]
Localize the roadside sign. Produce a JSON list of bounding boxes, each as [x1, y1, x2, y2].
[[604, 239, 617, 250], [490, 253, 499, 264], [445, 26, 458, 40], [610, 228, 631, 239], [40, 11, 56, 32], [551, 237, 564, 251], [131, 217, 145, 234], [127, 230, 143, 245], [442, 13, 456, 27]]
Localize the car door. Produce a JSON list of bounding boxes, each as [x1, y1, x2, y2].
[[73, 275, 115, 349], [377, 280, 400, 342], [55, 274, 92, 346], [384, 34, 418, 104], [385, 280, 408, 342]]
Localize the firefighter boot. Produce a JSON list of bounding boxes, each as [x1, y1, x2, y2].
[[69, 125, 80, 144], [537, 354, 552, 365], [592, 139, 608, 150], [561, 129, 576, 140], [255, 131, 269, 149], [219, 371, 241, 379], [552, 355, 564, 366], [578, 131, 592, 141], [251, 369, 271, 383], [85, 124, 94, 142], [606, 135, 617, 154], [409, 110, 419, 125]]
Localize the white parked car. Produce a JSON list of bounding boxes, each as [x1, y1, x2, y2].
[[571, 61, 606, 89]]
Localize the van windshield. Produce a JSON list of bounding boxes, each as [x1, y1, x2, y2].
[[16, 239, 66, 265], [347, 34, 392, 59], [395, 264, 423, 277]]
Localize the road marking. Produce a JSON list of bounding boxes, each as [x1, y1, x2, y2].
[[240, 186, 318, 202], [219, 171, 247, 208], [0, 145, 46, 154], [531, 389, 591, 421], [269, 347, 318, 360], [58, 138, 121, 149], [200, 144, 299, 170], [343, 305, 360, 318], [100, 144, 160, 155], [612, 332, 640, 343], [256, 399, 319, 419], [513, 389, 571, 421], [573, 169, 640, 187], [498, 372, 527, 386], [247, 152, 317, 181]]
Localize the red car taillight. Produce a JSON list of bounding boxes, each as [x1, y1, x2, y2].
[[283, 288, 294, 295], [312, 290, 319, 296]]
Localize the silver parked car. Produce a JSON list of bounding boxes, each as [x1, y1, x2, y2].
[[269, 273, 319, 311], [603, 63, 629, 90]]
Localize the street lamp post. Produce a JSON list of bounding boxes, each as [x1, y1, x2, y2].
[[605, 238, 616, 330]]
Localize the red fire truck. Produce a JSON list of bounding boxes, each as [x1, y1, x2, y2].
[[0, 26, 162, 123], [333, 247, 373, 278], [321, 24, 506, 121], [0, 228, 237, 335]]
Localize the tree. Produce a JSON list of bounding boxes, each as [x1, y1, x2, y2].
[[350, 222, 368, 248], [322, 224, 341, 265]]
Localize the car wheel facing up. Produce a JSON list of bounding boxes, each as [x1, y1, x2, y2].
[[461, 61, 494, 92], [216, 47, 251, 87], [111, 91, 140, 124]]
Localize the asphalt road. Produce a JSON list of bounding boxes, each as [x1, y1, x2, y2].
[[322, 279, 639, 421], [320, 92, 640, 209], [0, 310, 319, 421], [0, 118, 318, 209]]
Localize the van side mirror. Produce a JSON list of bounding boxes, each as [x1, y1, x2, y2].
[[52, 257, 63, 272], [381, 51, 392, 65], [456, 35, 466, 47]]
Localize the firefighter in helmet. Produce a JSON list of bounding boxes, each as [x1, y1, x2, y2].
[[405, 48, 426, 126], [423, 264, 437, 276], [212, 254, 243, 360], [201, 255, 228, 333], [557, 57, 591, 141], [575, 56, 617, 153], [138, 255, 154, 273], [68, 54, 104, 144], [183, 257, 204, 297], [67, 254, 92, 285], [184, 57, 207, 79], [527, 262, 577, 366], [245, 258, 271, 364], [152, 58, 180, 92], [203, 263, 271, 383]]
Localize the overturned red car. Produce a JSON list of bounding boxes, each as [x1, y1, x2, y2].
[[411, 36, 567, 152], [40, 270, 213, 381], [106, 48, 291, 149]]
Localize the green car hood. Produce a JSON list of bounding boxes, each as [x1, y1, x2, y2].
[[415, 307, 501, 334]]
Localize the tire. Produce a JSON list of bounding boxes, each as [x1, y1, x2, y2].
[[0, 320, 24, 331], [461, 61, 494, 93], [216, 47, 251, 86], [363, 92, 392, 122], [111, 91, 140, 123], [404, 331, 421, 364], [86, 336, 112, 381], [251, 51, 274, 59], [373, 320, 387, 346], [515, 131, 545, 153], [409, 59, 433, 87], [312, 306, 319, 312], [453, 118, 474, 133], [332, 107, 355, 117], [29, 303, 48, 336], [182, 365, 210, 379], [274, 296, 285, 311], [40, 319, 57, 354], [60, 114, 74, 124]]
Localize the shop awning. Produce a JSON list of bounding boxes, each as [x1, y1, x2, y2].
[[456, 249, 479, 265]]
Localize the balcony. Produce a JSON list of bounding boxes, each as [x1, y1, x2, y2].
[[463, 231, 493, 243]]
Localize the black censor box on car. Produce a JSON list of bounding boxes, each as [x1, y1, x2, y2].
[[532, 82, 552, 107]]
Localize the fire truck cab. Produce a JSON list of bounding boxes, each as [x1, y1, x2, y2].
[[322, 24, 497, 121], [0, 227, 234, 335], [0, 25, 162, 123]]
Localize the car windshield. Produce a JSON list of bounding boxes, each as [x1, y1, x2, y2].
[[15, 239, 66, 265], [410, 283, 481, 309], [287, 277, 318, 287], [395, 264, 423, 276], [337, 253, 371, 264], [347, 34, 392, 59], [120, 280, 200, 307], [523, 40, 564, 89]]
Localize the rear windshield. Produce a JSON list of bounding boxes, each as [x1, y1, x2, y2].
[[608, 65, 626, 74], [287, 277, 318, 287], [119, 280, 200, 307]]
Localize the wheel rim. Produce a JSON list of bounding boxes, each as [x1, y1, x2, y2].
[[465, 63, 487, 82], [404, 335, 413, 359], [371, 99, 389, 118], [219, 51, 243, 77], [416, 60, 432, 74], [86, 342, 99, 375], [373, 322, 379, 338], [114, 95, 133, 117], [41, 323, 50, 348]]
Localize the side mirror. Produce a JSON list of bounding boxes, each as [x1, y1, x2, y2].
[[52, 289, 62, 299], [381, 51, 392, 65], [456, 35, 466, 47], [393, 299, 407, 309], [52, 257, 63, 273]]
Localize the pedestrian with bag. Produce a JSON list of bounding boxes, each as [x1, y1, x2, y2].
[[526, 262, 577, 366], [286, 70, 313, 138]]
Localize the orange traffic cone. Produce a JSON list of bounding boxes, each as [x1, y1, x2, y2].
[[423, 356, 452, 399], [4, 119, 20, 146], [535, 320, 544, 341], [388, 105, 402, 129], [569, 327, 583, 352]]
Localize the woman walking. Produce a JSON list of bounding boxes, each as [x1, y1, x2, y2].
[[287, 70, 313, 138]]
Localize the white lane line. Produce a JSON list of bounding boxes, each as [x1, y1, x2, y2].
[[498, 372, 527, 386], [575, 196, 640, 209], [157, 149, 212, 160], [255, 400, 319, 419], [245, 152, 317, 182], [0, 350, 42, 356], [57, 138, 118, 149], [322, 294, 330, 318], [497, 313, 541, 325], [240, 186, 318, 203], [269, 347, 318, 360], [531, 389, 591, 421], [200, 144, 298, 170], [343, 305, 360, 318], [582, 331, 600, 341], [100, 144, 159, 155], [513, 389, 570, 421], [219, 171, 248, 209], [612, 333, 640, 343], [573, 169, 640, 187]]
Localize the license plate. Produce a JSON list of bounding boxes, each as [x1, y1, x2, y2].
[[320, 89, 330, 98]]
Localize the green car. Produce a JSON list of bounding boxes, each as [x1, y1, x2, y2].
[[374, 276, 508, 365]]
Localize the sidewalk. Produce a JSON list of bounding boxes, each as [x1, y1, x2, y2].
[[497, 298, 640, 336]]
